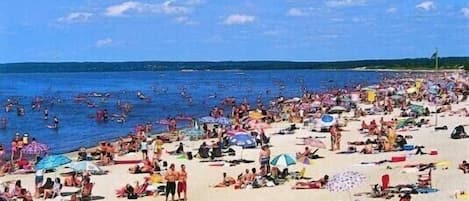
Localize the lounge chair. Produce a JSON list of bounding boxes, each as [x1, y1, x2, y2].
[[417, 169, 432, 188]]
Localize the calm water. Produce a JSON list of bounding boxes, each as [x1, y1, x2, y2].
[[0, 70, 386, 153]]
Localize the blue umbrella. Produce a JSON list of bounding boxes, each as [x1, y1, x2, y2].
[[36, 155, 72, 170], [199, 116, 217, 123], [320, 114, 336, 128], [216, 117, 231, 126], [229, 134, 256, 148]]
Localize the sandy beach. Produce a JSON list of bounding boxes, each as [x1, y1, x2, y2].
[[2, 97, 468, 201]]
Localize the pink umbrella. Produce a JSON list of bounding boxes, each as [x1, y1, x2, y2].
[[304, 138, 326, 149]]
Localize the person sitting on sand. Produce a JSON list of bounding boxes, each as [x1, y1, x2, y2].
[[292, 175, 329, 189], [296, 147, 311, 158], [129, 157, 153, 174], [360, 142, 374, 154], [64, 172, 81, 187], [167, 142, 184, 155], [212, 172, 236, 188], [459, 160, 469, 174]]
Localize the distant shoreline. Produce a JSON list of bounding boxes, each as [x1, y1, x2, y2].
[[0, 57, 467, 73]]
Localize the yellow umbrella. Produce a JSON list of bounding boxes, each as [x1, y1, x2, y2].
[[248, 111, 264, 120]]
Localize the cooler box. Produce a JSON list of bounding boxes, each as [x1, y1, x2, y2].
[[391, 156, 406, 162], [402, 145, 414, 151], [430, 149, 438, 155]]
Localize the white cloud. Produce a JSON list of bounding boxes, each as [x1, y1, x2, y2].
[[161, 0, 189, 15], [287, 8, 307, 16], [104, 1, 189, 17], [325, 0, 366, 8], [105, 1, 141, 16], [57, 12, 93, 23], [223, 14, 255, 25], [462, 7, 469, 17], [386, 7, 397, 13], [96, 38, 113, 47], [416, 1, 435, 11], [174, 16, 197, 25]]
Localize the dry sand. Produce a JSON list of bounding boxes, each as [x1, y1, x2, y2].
[[2, 101, 468, 201]]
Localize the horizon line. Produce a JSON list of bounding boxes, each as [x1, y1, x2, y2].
[[2, 56, 468, 65]]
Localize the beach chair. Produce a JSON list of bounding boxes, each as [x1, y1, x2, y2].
[[81, 183, 94, 201], [291, 168, 309, 180], [417, 169, 432, 188]]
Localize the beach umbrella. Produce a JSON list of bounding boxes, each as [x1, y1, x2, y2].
[[270, 154, 296, 167], [66, 161, 103, 173], [199, 116, 217, 123], [229, 133, 256, 160], [248, 111, 264, 120], [326, 171, 366, 201], [180, 128, 203, 137], [304, 138, 326, 149], [215, 117, 231, 126], [229, 133, 256, 148], [297, 156, 312, 165], [319, 114, 336, 128], [35, 155, 72, 170], [21, 142, 49, 155], [329, 106, 346, 114]]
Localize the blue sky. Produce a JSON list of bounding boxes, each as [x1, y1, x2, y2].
[[0, 0, 468, 62]]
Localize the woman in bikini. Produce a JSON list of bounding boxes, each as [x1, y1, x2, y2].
[[292, 175, 329, 189]]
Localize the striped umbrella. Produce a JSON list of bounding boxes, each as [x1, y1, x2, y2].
[[270, 154, 296, 167], [22, 142, 49, 155]]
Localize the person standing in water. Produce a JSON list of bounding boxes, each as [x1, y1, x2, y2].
[[43, 108, 48, 120], [52, 116, 59, 128]]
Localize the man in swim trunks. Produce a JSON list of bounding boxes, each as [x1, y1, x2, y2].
[[165, 164, 178, 201], [177, 164, 187, 201], [259, 145, 271, 173]]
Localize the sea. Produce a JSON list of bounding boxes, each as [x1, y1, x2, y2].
[[0, 70, 389, 154]]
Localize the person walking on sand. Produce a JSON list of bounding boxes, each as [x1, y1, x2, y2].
[[177, 164, 188, 201], [334, 125, 342, 151], [140, 138, 148, 160], [165, 164, 178, 201], [329, 125, 337, 151]]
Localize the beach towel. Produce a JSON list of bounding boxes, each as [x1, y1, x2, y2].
[[114, 160, 142, 165], [336, 151, 356, 154]]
